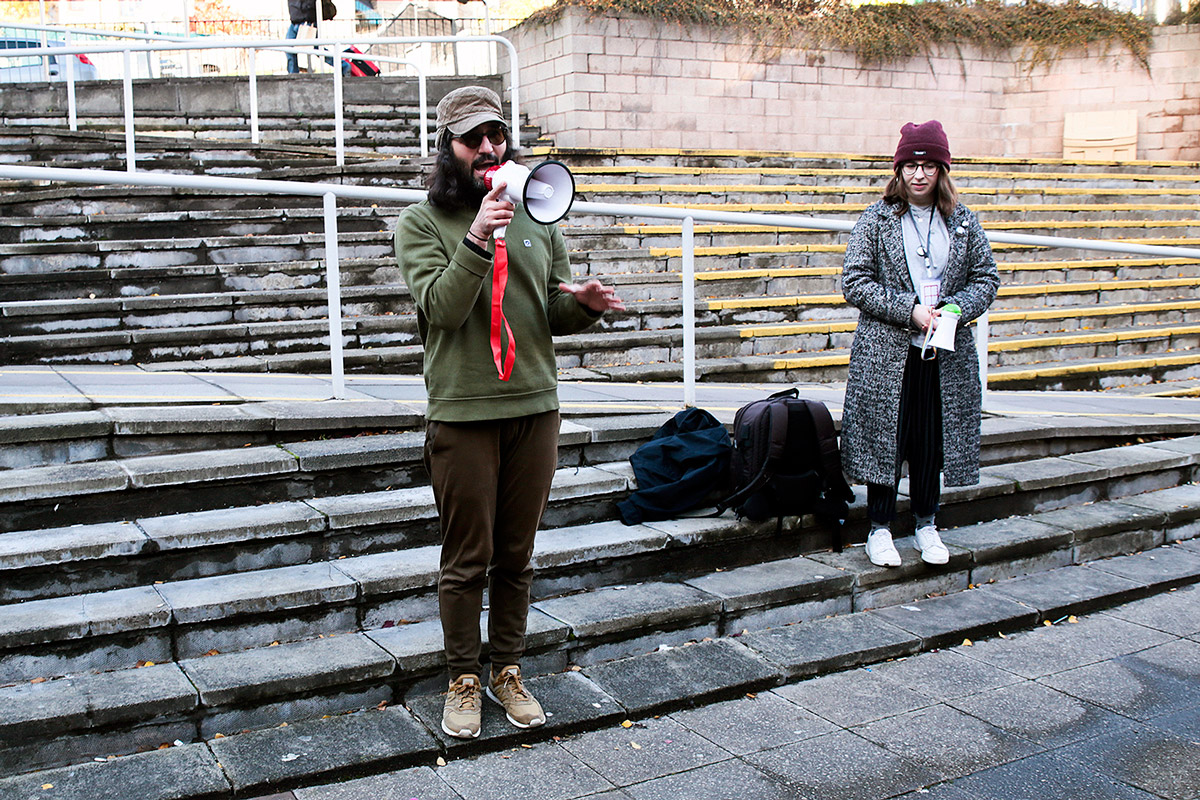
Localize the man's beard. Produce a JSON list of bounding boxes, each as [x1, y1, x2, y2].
[[453, 152, 501, 206]]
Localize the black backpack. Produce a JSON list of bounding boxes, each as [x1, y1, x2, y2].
[[617, 407, 732, 525], [716, 389, 855, 543]]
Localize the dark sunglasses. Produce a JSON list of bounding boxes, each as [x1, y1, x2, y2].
[[454, 126, 507, 149]]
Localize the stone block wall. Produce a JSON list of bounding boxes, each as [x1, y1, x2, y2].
[[503, 10, 1200, 160]]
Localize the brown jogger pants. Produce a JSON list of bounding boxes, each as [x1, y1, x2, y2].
[[423, 410, 560, 678]]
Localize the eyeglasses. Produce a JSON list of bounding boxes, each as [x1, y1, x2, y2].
[[454, 126, 507, 149], [901, 162, 940, 177]]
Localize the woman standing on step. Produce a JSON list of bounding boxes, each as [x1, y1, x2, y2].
[[840, 120, 999, 568]]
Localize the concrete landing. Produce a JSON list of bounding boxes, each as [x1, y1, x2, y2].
[[2, 365, 1199, 424]]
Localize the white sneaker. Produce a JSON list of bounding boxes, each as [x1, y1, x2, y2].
[[914, 524, 949, 565], [865, 528, 902, 567]]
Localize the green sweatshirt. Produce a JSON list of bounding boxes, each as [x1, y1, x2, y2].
[[395, 199, 601, 422]]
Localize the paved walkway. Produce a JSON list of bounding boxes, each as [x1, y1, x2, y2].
[[3, 365, 1200, 423], [239, 582, 1200, 800]]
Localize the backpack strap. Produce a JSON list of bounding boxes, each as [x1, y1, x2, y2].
[[714, 398, 790, 515], [801, 399, 855, 503]]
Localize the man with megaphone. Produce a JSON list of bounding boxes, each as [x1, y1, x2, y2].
[[395, 86, 624, 740]]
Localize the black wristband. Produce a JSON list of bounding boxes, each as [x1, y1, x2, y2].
[[462, 235, 491, 259]]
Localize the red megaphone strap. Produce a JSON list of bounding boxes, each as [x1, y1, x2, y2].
[[490, 238, 515, 381]]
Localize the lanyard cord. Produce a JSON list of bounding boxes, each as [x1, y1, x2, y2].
[[907, 208, 941, 278]]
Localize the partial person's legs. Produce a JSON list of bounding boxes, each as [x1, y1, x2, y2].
[[425, 420, 500, 679], [425, 418, 503, 738], [867, 482, 898, 528], [865, 483, 902, 567], [901, 350, 943, 521], [485, 411, 558, 728], [322, 51, 354, 75], [486, 410, 558, 668], [898, 349, 948, 563], [285, 22, 301, 73]]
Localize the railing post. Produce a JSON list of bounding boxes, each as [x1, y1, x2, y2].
[[977, 311, 990, 411], [123, 49, 136, 173], [504, 38, 521, 149], [323, 192, 347, 399], [418, 71, 428, 157], [64, 31, 77, 131], [38, 24, 49, 81], [333, 46, 345, 167], [682, 215, 696, 408], [248, 50, 260, 144]]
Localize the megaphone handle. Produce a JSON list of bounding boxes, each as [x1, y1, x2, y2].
[[490, 237, 516, 381]]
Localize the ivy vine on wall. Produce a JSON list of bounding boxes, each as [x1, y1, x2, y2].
[[525, 0, 1152, 71]]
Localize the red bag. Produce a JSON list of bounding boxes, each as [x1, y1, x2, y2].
[[343, 46, 380, 77]]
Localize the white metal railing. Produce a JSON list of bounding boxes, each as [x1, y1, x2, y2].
[[1, 21, 193, 78], [564, 201, 1200, 406], [0, 34, 522, 164], [2, 164, 1200, 405]]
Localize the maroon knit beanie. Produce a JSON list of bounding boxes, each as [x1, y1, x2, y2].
[[893, 120, 951, 171]]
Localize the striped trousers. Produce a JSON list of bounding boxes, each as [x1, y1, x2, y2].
[[867, 346, 943, 526]]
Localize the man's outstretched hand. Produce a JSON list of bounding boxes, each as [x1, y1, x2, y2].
[[559, 279, 626, 313]]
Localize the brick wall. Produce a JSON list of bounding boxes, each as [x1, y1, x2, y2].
[[503, 11, 1200, 160]]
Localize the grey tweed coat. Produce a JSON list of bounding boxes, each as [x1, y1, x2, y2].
[[840, 199, 999, 487]]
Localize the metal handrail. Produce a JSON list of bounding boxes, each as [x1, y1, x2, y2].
[[2, 164, 1199, 405], [0, 34, 521, 164], [2, 23, 194, 82], [1, 21, 192, 42]]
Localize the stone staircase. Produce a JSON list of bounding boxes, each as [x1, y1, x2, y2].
[[1, 388, 1199, 790], [2, 79, 1200, 792], [3, 114, 1200, 390]]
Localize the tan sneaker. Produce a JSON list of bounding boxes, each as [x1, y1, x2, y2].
[[442, 673, 482, 739], [487, 665, 546, 729]]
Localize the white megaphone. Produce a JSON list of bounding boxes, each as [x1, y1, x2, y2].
[[483, 159, 575, 239]]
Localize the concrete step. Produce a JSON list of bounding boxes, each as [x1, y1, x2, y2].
[[0, 285, 411, 331], [0, 564, 1195, 799], [0, 183, 361, 218], [576, 180, 1200, 207], [0, 456, 632, 625], [0, 205, 398, 245], [614, 201, 1200, 223], [10, 272, 1192, 377], [567, 164, 1200, 193], [568, 215, 1200, 245], [3, 121, 541, 160], [538, 146, 1200, 177], [0, 327, 421, 370], [0, 230, 397, 276], [7, 197, 1199, 249], [687, 276, 1200, 322], [576, 244, 1200, 286], [1, 477, 1198, 781], [596, 257, 1200, 306], [0, 315, 418, 368], [0, 258, 405, 303], [0, 126, 386, 177], [566, 345, 1200, 390], [1, 397, 1194, 589], [558, 317, 1200, 374], [0, 237, 1193, 313], [0, 410, 652, 533], [0, 399, 435, 470], [2, 552, 1196, 797]]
